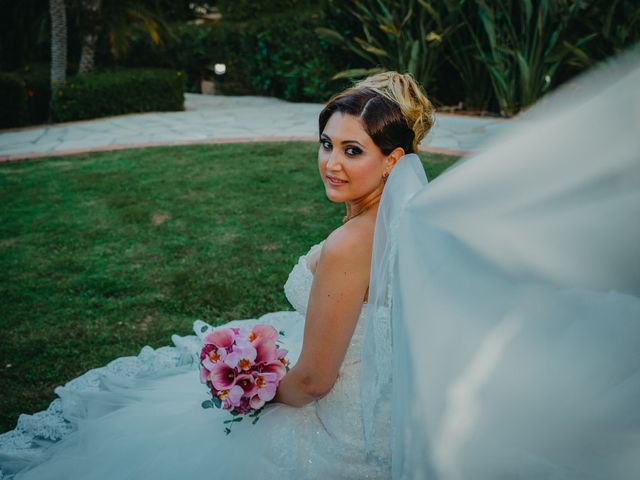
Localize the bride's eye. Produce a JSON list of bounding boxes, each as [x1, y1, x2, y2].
[[319, 140, 332, 150], [345, 147, 362, 157]]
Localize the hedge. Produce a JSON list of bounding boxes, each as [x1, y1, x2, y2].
[[0, 66, 50, 130], [0, 73, 28, 129], [52, 68, 186, 122], [21, 65, 51, 125]]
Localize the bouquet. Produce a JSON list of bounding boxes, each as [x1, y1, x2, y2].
[[199, 324, 290, 434]]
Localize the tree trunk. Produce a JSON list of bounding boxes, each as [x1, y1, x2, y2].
[[78, 0, 103, 74], [49, 0, 67, 86]]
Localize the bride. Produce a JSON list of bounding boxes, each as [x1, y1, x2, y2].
[[2, 52, 640, 479], [0, 71, 432, 480]]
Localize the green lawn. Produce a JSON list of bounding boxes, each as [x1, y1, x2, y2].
[[0, 142, 459, 433]]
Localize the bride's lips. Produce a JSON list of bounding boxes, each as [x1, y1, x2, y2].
[[327, 175, 348, 186]]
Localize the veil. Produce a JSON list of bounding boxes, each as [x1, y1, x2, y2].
[[361, 48, 640, 479]]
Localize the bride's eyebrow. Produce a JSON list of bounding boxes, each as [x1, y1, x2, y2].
[[319, 133, 365, 147]]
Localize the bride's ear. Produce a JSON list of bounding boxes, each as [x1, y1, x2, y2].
[[384, 147, 405, 175]]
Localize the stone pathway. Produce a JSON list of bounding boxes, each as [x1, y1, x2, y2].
[[0, 94, 511, 162]]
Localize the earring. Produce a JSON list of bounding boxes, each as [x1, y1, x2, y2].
[[382, 172, 389, 184]]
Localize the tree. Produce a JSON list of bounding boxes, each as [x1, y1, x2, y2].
[[49, 0, 67, 87], [78, 0, 102, 74], [75, 0, 170, 74]]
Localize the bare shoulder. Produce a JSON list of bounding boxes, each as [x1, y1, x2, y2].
[[319, 219, 374, 273]]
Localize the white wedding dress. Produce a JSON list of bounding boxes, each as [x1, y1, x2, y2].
[[2, 49, 640, 480], [0, 242, 390, 479]]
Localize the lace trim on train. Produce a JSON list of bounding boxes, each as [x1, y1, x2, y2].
[[0, 331, 204, 479]]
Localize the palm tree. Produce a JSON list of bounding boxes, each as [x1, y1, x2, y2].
[[49, 0, 67, 87], [78, 0, 102, 74], [76, 0, 169, 74], [102, 1, 168, 61]]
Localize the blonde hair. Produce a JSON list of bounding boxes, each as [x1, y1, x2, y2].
[[353, 71, 435, 154], [319, 71, 435, 155]]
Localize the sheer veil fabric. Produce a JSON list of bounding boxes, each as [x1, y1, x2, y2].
[[361, 50, 640, 479]]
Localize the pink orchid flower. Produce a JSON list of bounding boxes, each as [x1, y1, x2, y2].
[[261, 359, 286, 381], [276, 348, 289, 368], [201, 347, 228, 372], [224, 344, 257, 371], [253, 372, 278, 404], [199, 366, 209, 384], [210, 362, 237, 390], [200, 343, 215, 361], [204, 328, 235, 349], [248, 324, 279, 343], [227, 385, 244, 406], [236, 397, 252, 415], [254, 338, 277, 364], [249, 394, 266, 410], [235, 373, 257, 396], [220, 385, 244, 410]]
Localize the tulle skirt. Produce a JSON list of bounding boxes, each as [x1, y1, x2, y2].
[[4, 311, 387, 480]]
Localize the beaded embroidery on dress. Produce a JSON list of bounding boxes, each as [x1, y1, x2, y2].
[[0, 241, 389, 480]]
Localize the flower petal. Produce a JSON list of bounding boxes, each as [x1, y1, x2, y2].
[[258, 382, 277, 402], [204, 328, 235, 348]]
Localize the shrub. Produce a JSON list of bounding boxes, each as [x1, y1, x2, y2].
[[20, 65, 51, 125], [215, 0, 318, 21], [123, 6, 361, 103], [52, 68, 185, 122], [0, 73, 28, 129], [241, 10, 357, 102]]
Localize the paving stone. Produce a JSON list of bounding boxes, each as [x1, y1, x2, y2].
[[0, 94, 509, 161]]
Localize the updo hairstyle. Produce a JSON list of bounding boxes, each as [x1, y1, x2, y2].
[[318, 71, 435, 155]]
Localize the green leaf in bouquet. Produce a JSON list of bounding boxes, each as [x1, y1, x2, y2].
[[201, 400, 214, 409], [224, 417, 243, 424], [248, 407, 264, 417], [212, 396, 222, 408], [224, 427, 231, 435], [252, 416, 261, 425]]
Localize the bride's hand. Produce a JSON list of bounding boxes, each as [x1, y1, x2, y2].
[[273, 226, 371, 407]]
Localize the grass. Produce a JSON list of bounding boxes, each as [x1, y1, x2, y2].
[[0, 142, 459, 433]]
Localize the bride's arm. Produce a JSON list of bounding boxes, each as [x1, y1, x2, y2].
[[273, 227, 371, 407]]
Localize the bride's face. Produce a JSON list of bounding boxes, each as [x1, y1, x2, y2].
[[318, 112, 389, 203]]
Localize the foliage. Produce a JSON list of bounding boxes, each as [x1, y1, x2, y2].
[[0, 142, 458, 433], [123, 9, 357, 102], [0, 0, 50, 71], [456, 0, 597, 115], [215, 0, 319, 21], [22, 65, 53, 125], [440, 0, 493, 111], [246, 11, 355, 101], [318, 0, 640, 115], [565, 0, 640, 69], [51, 68, 185, 122], [99, 0, 173, 61], [3, 0, 639, 117], [0, 74, 28, 129], [0, 66, 52, 129], [317, 0, 452, 97]]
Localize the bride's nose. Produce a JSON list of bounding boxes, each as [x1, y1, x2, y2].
[[325, 149, 343, 173]]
